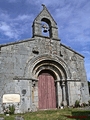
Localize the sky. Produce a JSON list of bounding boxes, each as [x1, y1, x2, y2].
[[0, 0, 90, 81]]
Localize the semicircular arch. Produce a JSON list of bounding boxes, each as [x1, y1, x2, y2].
[[24, 54, 71, 81]]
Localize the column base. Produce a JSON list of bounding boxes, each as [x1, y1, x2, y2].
[[63, 100, 67, 106]]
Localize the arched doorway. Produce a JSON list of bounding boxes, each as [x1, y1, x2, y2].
[[38, 70, 56, 109], [24, 55, 71, 109]]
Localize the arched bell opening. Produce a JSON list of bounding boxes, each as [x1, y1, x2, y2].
[[41, 18, 51, 38], [41, 21, 49, 37]]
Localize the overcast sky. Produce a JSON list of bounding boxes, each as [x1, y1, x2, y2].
[[0, 0, 90, 81]]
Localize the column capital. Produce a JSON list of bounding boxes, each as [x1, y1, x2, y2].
[[55, 80, 60, 82], [62, 81, 65, 86]]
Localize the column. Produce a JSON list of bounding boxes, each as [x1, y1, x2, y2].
[[62, 82, 67, 106], [56, 81, 60, 108]]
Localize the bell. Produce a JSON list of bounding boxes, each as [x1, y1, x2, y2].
[[42, 24, 48, 33], [43, 27, 48, 33]]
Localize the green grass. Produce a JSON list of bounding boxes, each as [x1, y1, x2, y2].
[[0, 108, 90, 120]]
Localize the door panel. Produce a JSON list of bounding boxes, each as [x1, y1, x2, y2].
[[38, 72, 56, 109]]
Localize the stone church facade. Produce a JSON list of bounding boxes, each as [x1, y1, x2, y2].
[[0, 5, 89, 113]]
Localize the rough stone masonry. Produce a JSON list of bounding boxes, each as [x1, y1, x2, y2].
[[0, 5, 89, 113]]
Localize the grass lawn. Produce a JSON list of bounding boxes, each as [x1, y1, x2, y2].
[[0, 108, 90, 120]]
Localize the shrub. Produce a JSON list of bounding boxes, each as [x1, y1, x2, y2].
[[9, 104, 15, 115], [75, 100, 80, 107], [3, 104, 15, 115]]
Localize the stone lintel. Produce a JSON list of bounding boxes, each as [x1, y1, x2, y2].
[[13, 77, 38, 81], [55, 79, 81, 82]]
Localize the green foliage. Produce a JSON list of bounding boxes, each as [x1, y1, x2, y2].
[[1, 108, 90, 120], [0, 108, 90, 120], [3, 104, 15, 115], [75, 100, 80, 107], [9, 105, 15, 115]]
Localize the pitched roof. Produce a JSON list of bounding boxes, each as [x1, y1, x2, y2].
[[33, 4, 57, 25]]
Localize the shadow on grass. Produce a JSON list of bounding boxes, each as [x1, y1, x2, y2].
[[64, 110, 90, 120]]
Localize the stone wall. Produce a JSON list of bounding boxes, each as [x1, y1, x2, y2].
[[0, 36, 89, 113]]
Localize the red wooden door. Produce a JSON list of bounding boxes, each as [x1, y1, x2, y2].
[[38, 72, 56, 109]]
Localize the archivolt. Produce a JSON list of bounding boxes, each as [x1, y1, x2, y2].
[[24, 54, 71, 81]]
